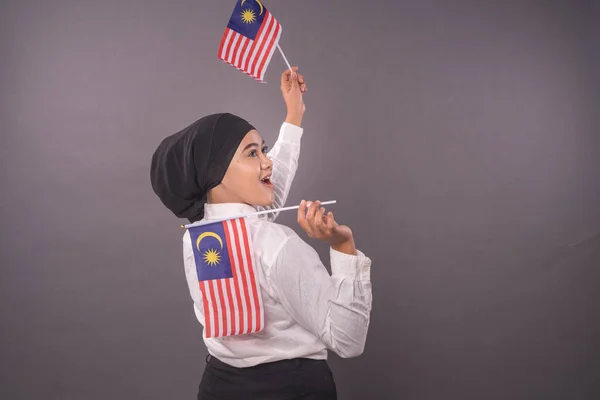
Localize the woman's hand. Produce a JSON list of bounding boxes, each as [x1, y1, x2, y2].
[[281, 67, 306, 127], [297, 200, 357, 255]]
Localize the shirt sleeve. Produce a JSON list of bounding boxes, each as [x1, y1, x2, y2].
[[267, 235, 373, 358], [255, 122, 303, 221]]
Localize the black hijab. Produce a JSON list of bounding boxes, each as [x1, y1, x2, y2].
[[150, 113, 255, 222]]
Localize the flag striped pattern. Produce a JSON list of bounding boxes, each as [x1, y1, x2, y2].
[[197, 218, 264, 338], [218, 10, 282, 82]]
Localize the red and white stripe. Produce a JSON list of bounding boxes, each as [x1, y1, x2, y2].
[[198, 218, 264, 338], [218, 11, 282, 82]]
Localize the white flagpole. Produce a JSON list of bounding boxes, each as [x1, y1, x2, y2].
[[181, 200, 337, 230], [276, 43, 293, 73]]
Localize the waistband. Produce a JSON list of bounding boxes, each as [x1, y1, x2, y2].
[[205, 354, 327, 372]]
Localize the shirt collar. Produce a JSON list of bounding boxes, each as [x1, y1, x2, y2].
[[203, 202, 258, 220]]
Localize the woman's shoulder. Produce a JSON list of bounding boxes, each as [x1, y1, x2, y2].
[[251, 219, 307, 270], [253, 217, 300, 243]]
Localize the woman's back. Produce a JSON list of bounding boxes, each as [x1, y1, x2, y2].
[[183, 202, 372, 369]]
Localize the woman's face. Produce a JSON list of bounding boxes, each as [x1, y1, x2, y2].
[[208, 130, 275, 207]]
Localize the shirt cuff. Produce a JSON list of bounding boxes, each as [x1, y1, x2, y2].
[[330, 248, 372, 281], [278, 122, 303, 146]]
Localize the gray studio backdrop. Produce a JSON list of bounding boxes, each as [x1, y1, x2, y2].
[[1, 0, 599, 399]]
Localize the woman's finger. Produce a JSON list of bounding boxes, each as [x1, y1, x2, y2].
[[305, 200, 320, 223], [325, 212, 335, 230], [283, 66, 299, 78], [281, 67, 299, 87], [297, 74, 305, 89], [300, 200, 321, 237], [314, 207, 326, 231], [297, 200, 311, 232]]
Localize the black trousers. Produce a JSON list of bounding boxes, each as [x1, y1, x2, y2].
[[198, 355, 337, 399]]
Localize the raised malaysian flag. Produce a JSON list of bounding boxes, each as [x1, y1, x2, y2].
[[218, 0, 282, 82], [188, 217, 264, 338]]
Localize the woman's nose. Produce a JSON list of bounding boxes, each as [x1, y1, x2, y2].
[[261, 155, 273, 169]]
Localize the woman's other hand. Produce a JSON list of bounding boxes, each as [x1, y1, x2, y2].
[[297, 200, 357, 255]]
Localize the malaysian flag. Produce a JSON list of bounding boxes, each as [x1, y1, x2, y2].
[[188, 217, 264, 338], [218, 0, 282, 82]]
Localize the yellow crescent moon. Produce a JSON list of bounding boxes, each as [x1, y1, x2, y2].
[[256, 0, 264, 15], [196, 232, 223, 252], [241, 0, 264, 15]]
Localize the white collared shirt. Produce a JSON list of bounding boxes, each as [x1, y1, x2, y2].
[[181, 122, 373, 368]]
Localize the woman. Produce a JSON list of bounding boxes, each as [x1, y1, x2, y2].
[[150, 68, 373, 399]]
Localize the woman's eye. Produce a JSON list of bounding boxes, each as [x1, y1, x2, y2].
[[249, 150, 257, 157], [262, 147, 268, 154]]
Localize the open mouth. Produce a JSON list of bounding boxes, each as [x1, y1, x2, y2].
[[261, 176, 273, 186]]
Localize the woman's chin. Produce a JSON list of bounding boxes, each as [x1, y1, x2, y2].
[[245, 187, 275, 208], [255, 195, 275, 208], [258, 199, 275, 207]]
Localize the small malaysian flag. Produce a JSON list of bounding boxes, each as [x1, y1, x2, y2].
[[188, 217, 264, 338], [218, 0, 282, 82]]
